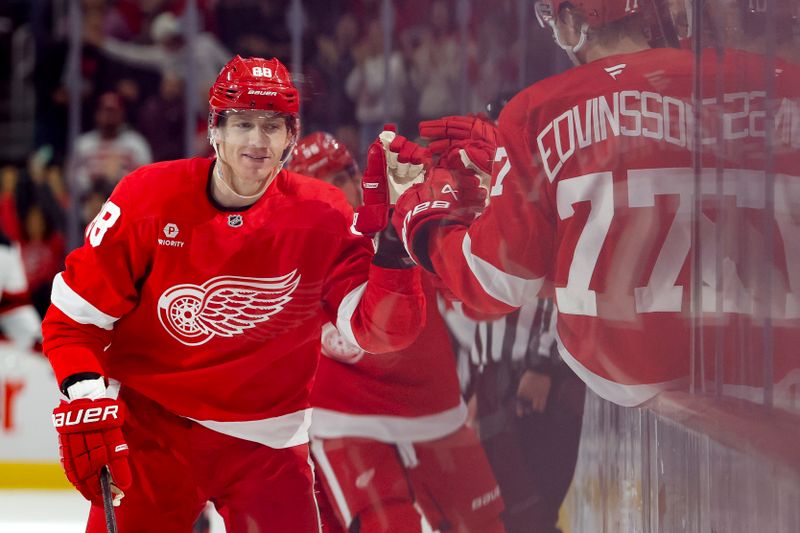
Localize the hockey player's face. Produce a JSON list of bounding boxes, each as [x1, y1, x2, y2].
[[324, 169, 362, 208], [218, 111, 292, 182]]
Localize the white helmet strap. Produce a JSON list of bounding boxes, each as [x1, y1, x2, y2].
[[550, 19, 590, 59]]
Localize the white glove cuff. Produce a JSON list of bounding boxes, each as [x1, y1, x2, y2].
[[66, 377, 107, 400]]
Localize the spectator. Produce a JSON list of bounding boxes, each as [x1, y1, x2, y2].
[[0, 158, 65, 242], [0, 165, 22, 240], [10, 152, 68, 319], [409, 0, 463, 121], [468, 15, 520, 113], [19, 205, 65, 318], [394, 0, 435, 34], [69, 91, 152, 197], [303, 13, 359, 133], [78, 4, 130, 131], [87, 11, 231, 116], [80, 180, 116, 230], [104, 0, 218, 42], [41, 164, 70, 214], [345, 18, 407, 162], [214, 0, 293, 60], [21, 148, 68, 229], [137, 72, 186, 161]]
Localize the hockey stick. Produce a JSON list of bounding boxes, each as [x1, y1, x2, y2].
[[100, 466, 118, 533]]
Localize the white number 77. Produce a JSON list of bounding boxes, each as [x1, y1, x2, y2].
[[556, 168, 774, 317], [555, 172, 614, 316]]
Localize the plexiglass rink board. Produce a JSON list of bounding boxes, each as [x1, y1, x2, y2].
[[565, 390, 800, 533]]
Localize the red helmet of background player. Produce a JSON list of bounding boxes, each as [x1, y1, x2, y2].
[[208, 55, 300, 133], [289, 132, 358, 179]]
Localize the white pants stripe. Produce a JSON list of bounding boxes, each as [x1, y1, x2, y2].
[[310, 438, 354, 527]]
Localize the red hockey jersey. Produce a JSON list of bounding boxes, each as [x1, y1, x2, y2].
[[310, 275, 465, 443], [43, 158, 424, 447], [429, 48, 800, 406]]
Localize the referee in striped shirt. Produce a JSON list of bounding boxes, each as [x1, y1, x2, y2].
[[443, 297, 585, 533]]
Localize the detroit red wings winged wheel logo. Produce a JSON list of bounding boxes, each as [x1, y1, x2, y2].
[[320, 322, 365, 363], [157, 271, 301, 346]]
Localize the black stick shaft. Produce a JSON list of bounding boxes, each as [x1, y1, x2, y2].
[[100, 466, 118, 533]]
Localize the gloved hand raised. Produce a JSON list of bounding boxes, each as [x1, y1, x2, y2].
[[391, 146, 488, 271], [354, 125, 431, 236], [418, 114, 499, 155], [441, 139, 496, 193]]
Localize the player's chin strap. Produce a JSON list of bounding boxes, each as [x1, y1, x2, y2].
[[549, 20, 589, 65]]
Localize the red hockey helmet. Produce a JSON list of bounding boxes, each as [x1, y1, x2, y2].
[[209, 55, 299, 128], [534, 0, 641, 29], [289, 132, 358, 180]]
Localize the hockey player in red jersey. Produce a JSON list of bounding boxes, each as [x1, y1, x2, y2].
[[392, 0, 800, 407], [289, 132, 363, 209], [288, 131, 506, 533], [42, 55, 425, 532]]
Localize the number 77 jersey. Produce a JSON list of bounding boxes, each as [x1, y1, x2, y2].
[[428, 47, 800, 407]]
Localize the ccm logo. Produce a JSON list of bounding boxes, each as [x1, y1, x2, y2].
[[410, 200, 450, 216], [402, 200, 451, 247], [53, 405, 120, 427]]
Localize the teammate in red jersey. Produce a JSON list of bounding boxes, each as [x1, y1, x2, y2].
[[289, 132, 363, 209], [289, 131, 506, 533], [42, 55, 425, 532], [392, 0, 799, 407]]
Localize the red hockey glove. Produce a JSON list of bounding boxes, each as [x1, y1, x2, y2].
[[419, 115, 499, 155], [440, 140, 495, 192], [392, 166, 487, 272], [52, 398, 131, 507], [354, 137, 391, 236], [384, 132, 431, 200], [354, 126, 431, 236]]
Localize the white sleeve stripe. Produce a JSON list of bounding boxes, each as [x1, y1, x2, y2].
[[461, 233, 544, 308], [335, 282, 367, 352], [51, 273, 118, 330]]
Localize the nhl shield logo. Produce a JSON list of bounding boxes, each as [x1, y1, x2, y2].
[[227, 214, 243, 227]]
